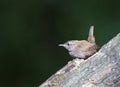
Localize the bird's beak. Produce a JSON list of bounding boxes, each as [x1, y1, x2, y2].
[[58, 44, 65, 47]]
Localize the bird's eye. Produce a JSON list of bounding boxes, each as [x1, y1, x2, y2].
[[67, 43, 70, 46]]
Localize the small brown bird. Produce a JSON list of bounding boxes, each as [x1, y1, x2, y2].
[[59, 26, 98, 59]]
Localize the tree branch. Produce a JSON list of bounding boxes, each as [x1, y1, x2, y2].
[[39, 33, 120, 87]]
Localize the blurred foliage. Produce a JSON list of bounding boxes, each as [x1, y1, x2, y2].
[[0, 0, 120, 87]]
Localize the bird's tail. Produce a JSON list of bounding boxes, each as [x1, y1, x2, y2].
[[87, 26, 95, 43]]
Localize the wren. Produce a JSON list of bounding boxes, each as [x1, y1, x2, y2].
[[59, 26, 98, 59]]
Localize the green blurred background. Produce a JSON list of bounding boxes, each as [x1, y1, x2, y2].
[[0, 0, 120, 87]]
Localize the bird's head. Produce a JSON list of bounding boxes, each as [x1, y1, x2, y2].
[[59, 40, 79, 52]]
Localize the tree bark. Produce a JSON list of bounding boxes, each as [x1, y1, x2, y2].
[[39, 33, 120, 87]]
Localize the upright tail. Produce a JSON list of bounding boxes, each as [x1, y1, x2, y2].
[[87, 26, 95, 43]]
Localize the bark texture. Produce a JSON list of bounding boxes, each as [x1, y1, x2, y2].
[[39, 33, 120, 87]]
